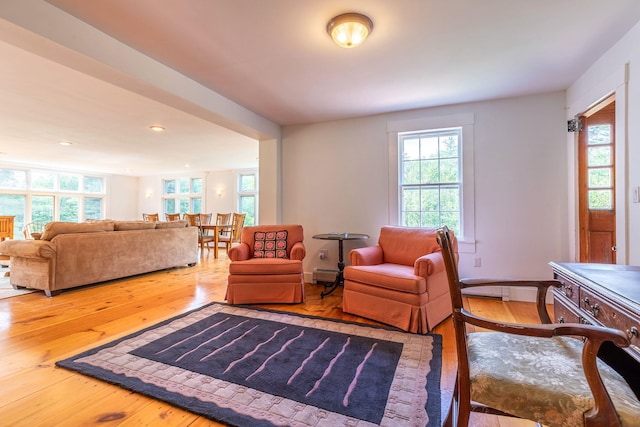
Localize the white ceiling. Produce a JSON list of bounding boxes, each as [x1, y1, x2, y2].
[[1, 0, 640, 176]]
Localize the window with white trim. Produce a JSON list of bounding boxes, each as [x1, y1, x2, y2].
[[237, 171, 257, 226], [399, 128, 461, 235], [388, 114, 475, 252], [162, 177, 203, 215]]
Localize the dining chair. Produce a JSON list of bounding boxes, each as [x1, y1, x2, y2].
[[142, 213, 159, 222], [165, 213, 181, 221], [435, 226, 640, 427], [23, 221, 47, 239], [184, 213, 214, 252], [218, 212, 246, 252]]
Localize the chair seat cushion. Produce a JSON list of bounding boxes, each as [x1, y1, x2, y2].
[[468, 332, 640, 427], [228, 258, 302, 275], [344, 264, 426, 294]]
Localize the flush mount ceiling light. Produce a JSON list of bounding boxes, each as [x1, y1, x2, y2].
[[149, 125, 165, 132], [327, 12, 373, 48], [59, 141, 72, 146]]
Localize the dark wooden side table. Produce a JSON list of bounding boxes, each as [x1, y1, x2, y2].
[[313, 232, 369, 298]]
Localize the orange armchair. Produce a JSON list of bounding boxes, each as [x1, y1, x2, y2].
[[343, 226, 457, 333], [226, 224, 306, 304]]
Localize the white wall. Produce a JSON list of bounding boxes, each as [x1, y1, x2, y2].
[[282, 91, 568, 298], [566, 20, 640, 265], [106, 174, 138, 220]]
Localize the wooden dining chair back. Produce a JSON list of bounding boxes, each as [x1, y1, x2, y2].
[[436, 227, 639, 427], [142, 213, 159, 222], [219, 213, 246, 252], [216, 213, 232, 226], [165, 213, 181, 221], [23, 221, 46, 240]]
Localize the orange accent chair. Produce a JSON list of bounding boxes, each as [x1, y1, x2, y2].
[[343, 226, 457, 333], [226, 224, 306, 304]]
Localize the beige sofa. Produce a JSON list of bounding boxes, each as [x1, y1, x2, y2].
[[0, 220, 198, 297]]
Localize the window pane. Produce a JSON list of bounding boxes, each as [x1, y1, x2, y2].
[[84, 197, 102, 220], [192, 197, 202, 213], [240, 174, 256, 192], [419, 136, 438, 159], [440, 159, 459, 182], [588, 146, 611, 167], [588, 190, 612, 210], [32, 196, 54, 223], [164, 180, 176, 194], [179, 198, 190, 213], [60, 197, 79, 222], [420, 160, 439, 184], [32, 171, 55, 190], [588, 125, 611, 145], [588, 168, 612, 188], [178, 178, 190, 193], [164, 198, 175, 214], [240, 195, 255, 226], [421, 212, 440, 228], [191, 178, 203, 194], [60, 174, 80, 191], [420, 188, 439, 211], [0, 194, 26, 237], [402, 137, 420, 160], [440, 186, 460, 211], [0, 169, 27, 189], [84, 176, 104, 193], [439, 133, 459, 157], [402, 187, 420, 211], [402, 160, 421, 185], [403, 211, 421, 227]]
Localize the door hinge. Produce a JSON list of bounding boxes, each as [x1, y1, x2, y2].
[[567, 118, 583, 132]]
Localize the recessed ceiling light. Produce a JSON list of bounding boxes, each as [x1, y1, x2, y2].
[[184, 163, 191, 168], [149, 125, 165, 132], [59, 141, 72, 146]]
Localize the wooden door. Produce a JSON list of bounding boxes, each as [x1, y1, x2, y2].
[[578, 98, 616, 263]]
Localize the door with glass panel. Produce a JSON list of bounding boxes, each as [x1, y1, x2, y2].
[[578, 98, 616, 263]]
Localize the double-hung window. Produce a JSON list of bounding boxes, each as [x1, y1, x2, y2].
[[162, 177, 203, 215], [388, 113, 475, 252], [399, 128, 461, 235]]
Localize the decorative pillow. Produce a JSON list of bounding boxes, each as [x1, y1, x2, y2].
[[253, 230, 288, 258]]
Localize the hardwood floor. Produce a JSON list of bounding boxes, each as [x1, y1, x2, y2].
[[0, 252, 538, 426]]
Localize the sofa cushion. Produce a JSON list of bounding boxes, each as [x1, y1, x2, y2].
[[155, 220, 188, 229], [114, 221, 157, 231], [253, 230, 288, 258], [40, 221, 115, 241], [344, 264, 427, 294], [229, 258, 302, 275]]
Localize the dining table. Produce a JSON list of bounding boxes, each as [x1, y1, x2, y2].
[[199, 224, 232, 258]]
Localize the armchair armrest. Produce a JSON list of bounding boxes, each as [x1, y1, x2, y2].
[[461, 278, 561, 324], [414, 252, 445, 277], [349, 245, 383, 266], [228, 242, 251, 261], [290, 241, 305, 260]]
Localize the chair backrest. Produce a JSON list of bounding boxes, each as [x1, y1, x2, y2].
[[199, 213, 212, 225], [183, 213, 200, 227], [23, 221, 47, 239], [216, 212, 231, 225], [378, 226, 442, 265], [142, 213, 159, 222], [230, 213, 246, 242], [165, 213, 181, 221]]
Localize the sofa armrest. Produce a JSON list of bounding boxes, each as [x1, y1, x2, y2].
[[228, 242, 251, 261], [349, 245, 383, 266], [0, 240, 56, 259], [290, 241, 305, 260], [414, 252, 445, 277]]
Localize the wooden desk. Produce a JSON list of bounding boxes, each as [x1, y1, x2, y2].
[[550, 262, 640, 395], [199, 224, 231, 259]]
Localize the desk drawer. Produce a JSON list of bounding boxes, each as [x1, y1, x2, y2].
[[554, 274, 581, 307], [554, 294, 580, 324], [580, 287, 640, 353]]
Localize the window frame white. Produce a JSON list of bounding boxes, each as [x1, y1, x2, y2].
[[387, 113, 476, 253]]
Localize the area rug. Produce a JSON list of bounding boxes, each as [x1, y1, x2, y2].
[[0, 275, 35, 299], [56, 303, 442, 426]]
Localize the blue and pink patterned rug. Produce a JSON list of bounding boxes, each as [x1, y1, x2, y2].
[[57, 303, 442, 426]]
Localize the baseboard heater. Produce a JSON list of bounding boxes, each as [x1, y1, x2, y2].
[[313, 268, 338, 284]]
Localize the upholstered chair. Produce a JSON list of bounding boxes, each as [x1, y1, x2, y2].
[[342, 226, 457, 333], [226, 224, 306, 304]]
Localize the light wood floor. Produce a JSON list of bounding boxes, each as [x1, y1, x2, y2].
[[0, 251, 539, 426]]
